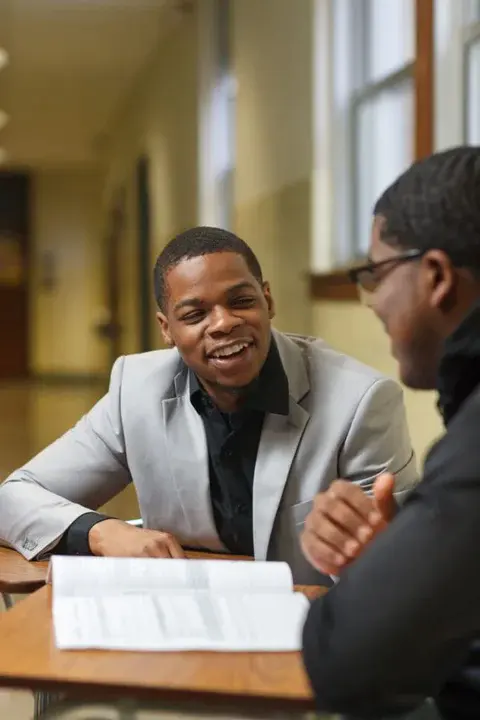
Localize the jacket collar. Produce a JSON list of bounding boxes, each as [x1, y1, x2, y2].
[[437, 301, 480, 424]]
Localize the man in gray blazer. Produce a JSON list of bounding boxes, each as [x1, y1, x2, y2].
[[0, 226, 416, 584]]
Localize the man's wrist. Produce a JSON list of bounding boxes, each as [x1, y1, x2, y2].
[[88, 517, 125, 556]]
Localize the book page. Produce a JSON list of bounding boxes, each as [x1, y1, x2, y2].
[[53, 591, 309, 651], [50, 556, 294, 597]]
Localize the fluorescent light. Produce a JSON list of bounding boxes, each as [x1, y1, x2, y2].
[[0, 111, 9, 130], [0, 48, 9, 71]]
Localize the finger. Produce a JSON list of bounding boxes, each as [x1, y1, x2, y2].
[[328, 480, 382, 526], [165, 535, 186, 559], [315, 495, 375, 544], [373, 473, 396, 522], [146, 540, 173, 558], [305, 514, 360, 558], [301, 528, 347, 575]]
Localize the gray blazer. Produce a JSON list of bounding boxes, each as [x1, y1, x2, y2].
[[0, 331, 416, 583]]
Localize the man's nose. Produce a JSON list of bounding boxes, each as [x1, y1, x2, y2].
[[208, 306, 243, 335]]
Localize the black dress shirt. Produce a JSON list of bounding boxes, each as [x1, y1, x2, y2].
[[56, 338, 289, 556]]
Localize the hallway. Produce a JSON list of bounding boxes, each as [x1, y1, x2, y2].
[[0, 382, 103, 480]]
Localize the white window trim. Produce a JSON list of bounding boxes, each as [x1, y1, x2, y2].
[[197, 0, 235, 229], [434, 0, 466, 151]]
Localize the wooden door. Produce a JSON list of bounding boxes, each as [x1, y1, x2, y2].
[[0, 173, 30, 379]]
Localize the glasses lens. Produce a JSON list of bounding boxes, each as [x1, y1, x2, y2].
[[357, 268, 378, 293]]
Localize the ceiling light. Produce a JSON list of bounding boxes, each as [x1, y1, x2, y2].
[[0, 48, 9, 71], [0, 111, 9, 130]]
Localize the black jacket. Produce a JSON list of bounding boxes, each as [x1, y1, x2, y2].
[[302, 304, 480, 719]]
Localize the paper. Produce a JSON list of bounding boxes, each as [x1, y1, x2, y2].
[[50, 556, 310, 652]]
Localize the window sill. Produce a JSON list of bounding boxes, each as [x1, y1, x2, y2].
[[309, 271, 359, 301]]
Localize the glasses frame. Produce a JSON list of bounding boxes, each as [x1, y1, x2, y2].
[[348, 248, 425, 294]]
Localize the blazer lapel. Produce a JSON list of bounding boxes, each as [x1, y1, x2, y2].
[[162, 369, 224, 550], [253, 331, 311, 559]]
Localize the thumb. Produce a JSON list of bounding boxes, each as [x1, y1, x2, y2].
[[373, 473, 396, 522]]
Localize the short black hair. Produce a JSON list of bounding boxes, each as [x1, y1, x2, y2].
[[374, 146, 480, 273], [153, 226, 263, 310]]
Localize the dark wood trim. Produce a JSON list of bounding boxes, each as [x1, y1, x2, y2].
[[310, 0, 435, 301], [414, 0, 434, 159], [309, 271, 359, 302]]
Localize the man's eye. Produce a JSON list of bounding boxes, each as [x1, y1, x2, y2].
[[231, 297, 256, 307], [181, 311, 205, 324]]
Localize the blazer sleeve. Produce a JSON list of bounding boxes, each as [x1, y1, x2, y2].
[[0, 356, 132, 559], [302, 398, 480, 717], [339, 377, 417, 502]]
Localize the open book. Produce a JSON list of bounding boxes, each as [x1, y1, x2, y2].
[[49, 556, 310, 652]]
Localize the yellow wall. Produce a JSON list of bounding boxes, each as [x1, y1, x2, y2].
[[233, 0, 313, 335], [30, 169, 108, 376], [313, 301, 444, 465], [102, 10, 198, 355]]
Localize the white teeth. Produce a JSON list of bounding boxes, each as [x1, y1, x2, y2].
[[212, 342, 249, 358]]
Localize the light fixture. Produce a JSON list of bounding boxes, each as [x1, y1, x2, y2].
[[0, 48, 9, 70], [0, 111, 9, 130]]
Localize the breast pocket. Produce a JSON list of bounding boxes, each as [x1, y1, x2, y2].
[[290, 499, 314, 527]]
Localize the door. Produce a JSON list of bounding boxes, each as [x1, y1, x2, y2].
[[136, 156, 152, 352], [96, 188, 124, 369], [0, 173, 30, 379]]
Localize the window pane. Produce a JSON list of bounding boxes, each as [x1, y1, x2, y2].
[[366, 0, 415, 83], [355, 78, 414, 255], [466, 39, 480, 144], [465, 0, 480, 25]]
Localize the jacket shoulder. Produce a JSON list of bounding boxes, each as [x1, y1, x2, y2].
[[108, 348, 183, 397]]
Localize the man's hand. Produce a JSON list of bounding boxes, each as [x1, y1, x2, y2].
[[88, 519, 186, 558], [301, 474, 396, 576]]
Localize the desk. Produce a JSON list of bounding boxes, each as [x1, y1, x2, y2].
[[0, 584, 325, 714], [0, 546, 253, 597], [0, 546, 49, 595]]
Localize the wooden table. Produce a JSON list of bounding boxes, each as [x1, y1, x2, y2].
[[0, 546, 254, 596], [0, 582, 325, 713], [0, 546, 49, 594]]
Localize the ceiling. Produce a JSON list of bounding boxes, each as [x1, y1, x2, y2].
[[0, 0, 181, 169]]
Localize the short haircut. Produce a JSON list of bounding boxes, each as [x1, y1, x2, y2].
[[153, 226, 263, 310], [374, 146, 480, 273]]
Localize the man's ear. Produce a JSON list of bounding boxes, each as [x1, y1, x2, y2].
[[262, 281, 275, 320], [156, 311, 175, 347], [423, 250, 457, 312]]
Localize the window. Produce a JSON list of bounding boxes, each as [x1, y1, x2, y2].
[[331, 0, 415, 260], [464, 5, 480, 144], [198, 0, 236, 230]]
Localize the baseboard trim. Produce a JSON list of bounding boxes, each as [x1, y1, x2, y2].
[[32, 372, 108, 386]]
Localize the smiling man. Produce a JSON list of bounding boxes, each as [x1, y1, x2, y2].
[[0, 226, 415, 583]]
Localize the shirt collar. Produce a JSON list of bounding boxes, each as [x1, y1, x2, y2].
[[189, 336, 290, 416]]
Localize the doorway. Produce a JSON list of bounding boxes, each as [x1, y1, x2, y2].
[[0, 173, 30, 379]]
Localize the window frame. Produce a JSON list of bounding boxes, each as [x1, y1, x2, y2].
[[197, 0, 236, 230], [310, 0, 434, 301], [462, 19, 480, 143]]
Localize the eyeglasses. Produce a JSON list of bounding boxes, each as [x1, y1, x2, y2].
[[348, 249, 425, 296]]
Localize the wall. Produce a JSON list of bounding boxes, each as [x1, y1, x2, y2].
[[101, 10, 198, 355], [30, 169, 108, 377], [313, 301, 444, 466], [233, 0, 314, 335]]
